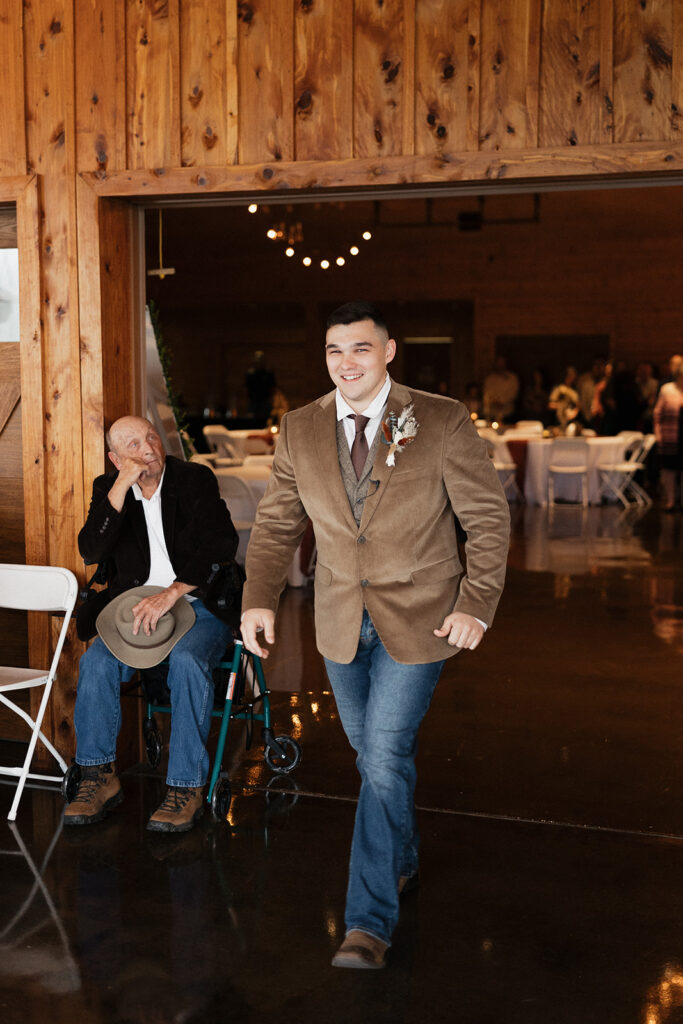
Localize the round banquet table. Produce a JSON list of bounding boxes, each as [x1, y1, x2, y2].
[[522, 436, 627, 505]]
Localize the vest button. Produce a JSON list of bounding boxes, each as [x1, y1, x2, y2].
[[357, 535, 366, 544], [361, 579, 369, 587]]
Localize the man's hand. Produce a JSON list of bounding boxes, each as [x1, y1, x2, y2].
[[434, 611, 485, 651], [107, 456, 149, 511], [132, 581, 194, 636], [241, 609, 276, 658]]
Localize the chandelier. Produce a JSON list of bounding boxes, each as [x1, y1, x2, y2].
[[247, 203, 373, 269]]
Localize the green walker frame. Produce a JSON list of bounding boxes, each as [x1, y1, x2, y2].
[[142, 638, 301, 818]]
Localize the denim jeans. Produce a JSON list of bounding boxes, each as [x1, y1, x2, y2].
[[324, 609, 445, 946], [74, 599, 231, 788]]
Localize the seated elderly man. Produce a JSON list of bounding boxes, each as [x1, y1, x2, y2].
[[64, 416, 238, 833]]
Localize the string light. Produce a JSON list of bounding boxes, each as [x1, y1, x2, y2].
[[336, 257, 345, 266], [362, 231, 372, 240], [267, 229, 277, 239], [247, 204, 258, 214], [303, 256, 312, 267], [285, 247, 295, 257], [320, 259, 330, 269], [349, 246, 359, 256]]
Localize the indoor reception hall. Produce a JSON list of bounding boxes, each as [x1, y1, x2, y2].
[[3, 2, 683, 1022]]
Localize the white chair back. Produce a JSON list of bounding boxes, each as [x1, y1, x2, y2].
[[202, 425, 238, 459], [549, 438, 589, 467], [215, 473, 260, 524]]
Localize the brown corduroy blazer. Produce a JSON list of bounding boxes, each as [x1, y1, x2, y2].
[[243, 380, 510, 664]]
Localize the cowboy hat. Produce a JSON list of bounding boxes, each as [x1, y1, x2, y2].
[[96, 586, 196, 669]]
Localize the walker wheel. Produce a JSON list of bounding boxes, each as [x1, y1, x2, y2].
[[62, 763, 81, 803], [143, 717, 162, 769], [211, 773, 232, 820], [264, 735, 301, 774]]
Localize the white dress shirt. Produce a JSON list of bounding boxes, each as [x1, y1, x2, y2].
[[336, 374, 392, 451], [132, 469, 195, 601]]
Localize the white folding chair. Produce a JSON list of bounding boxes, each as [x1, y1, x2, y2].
[[548, 439, 589, 506], [599, 434, 655, 508], [486, 439, 522, 502], [202, 425, 240, 460], [0, 564, 78, 821], [214, 474, 261, 564]]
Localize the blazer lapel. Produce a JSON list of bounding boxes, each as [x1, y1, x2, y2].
[[313, 394, 358, 532], [358, 380, 413, 534]]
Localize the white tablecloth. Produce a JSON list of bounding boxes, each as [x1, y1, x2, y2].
[[523, 437, 627, 505], [222, 429, 276, 458]]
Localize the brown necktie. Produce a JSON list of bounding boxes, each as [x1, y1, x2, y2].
[[349, 414, 370, 479]]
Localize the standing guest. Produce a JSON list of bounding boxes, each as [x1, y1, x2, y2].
[[241, 301, 510, 969], [654, 363, 683, 510], [577, 357, 606, 424], [660, 354, 683, 388], [483, 355, 519, 424], [521, 367, 550, 424], [636, 361, 659, 432], [64, 416, 237, 832], [590, 360, 615, 434], [548, 366, 579, 430]]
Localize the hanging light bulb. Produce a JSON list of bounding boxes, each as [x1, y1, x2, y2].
[[248, 204, 258, 214], [336, 257, 345, 266], [362, 231, 372, 241], [320, 259, 330, 269], [349, 246, 359, 256], [303, 256, 312, 266], [267, 229, 277, 239], [285, 247, 295, 257]]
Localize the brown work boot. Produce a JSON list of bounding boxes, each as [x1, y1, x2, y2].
[[331, 930, 388, 970], [63, 763, 123, 826], [146, 786, 204, 833]]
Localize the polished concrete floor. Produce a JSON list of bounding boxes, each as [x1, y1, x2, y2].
[[2, 505, 683, 1023]]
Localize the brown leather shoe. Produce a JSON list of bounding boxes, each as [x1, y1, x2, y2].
[[146, 786, 204, 833], [331, 930, 388, 970], [63, 763, 123, 826]]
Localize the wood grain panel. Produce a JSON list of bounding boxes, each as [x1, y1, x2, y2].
[[670, 0, 682, 136], [74, 0, 127, 173], [127, 0, 181, 169], [294, 1, 353, 161], [0, 3, 26, 174], [0, 208, 18, 247], [539, 0, 605, 147], [180, 0, 229, 167], [237, 0, 294, 165], [415, 0, 480, 155], [354, 0, 409, 158], [84, 135, 683, 198], [225, 1, 239, 164], [614, 0, 674, 142], [479, 0, 542, 150], [0, 348, 28, 686]]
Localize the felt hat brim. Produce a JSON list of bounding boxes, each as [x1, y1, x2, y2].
[[96, 586, 196, 669]]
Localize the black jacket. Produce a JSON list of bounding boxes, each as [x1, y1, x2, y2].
[[77, 456, 239, 638]]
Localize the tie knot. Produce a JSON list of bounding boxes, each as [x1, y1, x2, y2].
[[350, 414, 370, 436]]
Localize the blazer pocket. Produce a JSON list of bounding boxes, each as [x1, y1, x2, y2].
[[410, 555, 461, 586], [315, 563, 333, 586]]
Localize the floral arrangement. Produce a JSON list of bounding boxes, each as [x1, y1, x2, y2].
[[381, 404, 419, 466]]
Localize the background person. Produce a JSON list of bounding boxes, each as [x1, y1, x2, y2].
[[654, 364, 683, 511]]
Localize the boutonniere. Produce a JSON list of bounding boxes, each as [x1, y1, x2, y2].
[[381, 404, 419, 466]]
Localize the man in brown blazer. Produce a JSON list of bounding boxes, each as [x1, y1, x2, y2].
[[242, 301, 510, 969]]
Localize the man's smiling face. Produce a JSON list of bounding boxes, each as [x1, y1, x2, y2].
[[325, 318, 396, 413]]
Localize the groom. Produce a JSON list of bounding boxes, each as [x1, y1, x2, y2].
[[241, 301, 510, 968]]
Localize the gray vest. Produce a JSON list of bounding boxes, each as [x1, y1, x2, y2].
[[336, 418, 383, 526]]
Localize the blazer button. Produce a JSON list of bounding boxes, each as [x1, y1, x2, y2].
[[357, 536, 366, 544], [133, 579, 140, 585], [361, 579, 369, 587]]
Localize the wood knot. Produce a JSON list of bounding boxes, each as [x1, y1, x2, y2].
[[203, 127, 218, 150], [568, 129, 578, 145], [300, 0, 314, 10], [238, 2, 254, 23], [297, 89, 313, 112], [384, 61, 400, 84], [262, 167, 274, 180], [140, 31, 149, 45], [426, 112, 436, 126], [442, 63, 454, 80], [92, 92, 99, 105], [374, 126, 383, 145], [645, 35, 672, 70], [50, 19, 62, 35], [189, 87, 204, 109], [436, 125, 447, 138]]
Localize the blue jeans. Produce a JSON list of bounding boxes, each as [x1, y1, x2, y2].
[[324, 610, 445, 946], [74, 599, 231, 788]]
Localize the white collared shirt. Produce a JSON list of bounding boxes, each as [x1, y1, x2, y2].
[[132, 469, 195, 601], [336, 373, 392, 451]]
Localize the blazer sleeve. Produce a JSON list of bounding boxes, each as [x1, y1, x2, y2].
[[442, 404, 511, 626], [172, 463, 239, 589], [78, 474, 128, 566], [242, 413, 309, 612]]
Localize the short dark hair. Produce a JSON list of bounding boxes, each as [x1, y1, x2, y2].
[[326, 300, 388, 333]]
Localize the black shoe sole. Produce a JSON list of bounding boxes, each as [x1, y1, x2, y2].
[[146, 803, 204, 833], [63, 788, 123, 826]]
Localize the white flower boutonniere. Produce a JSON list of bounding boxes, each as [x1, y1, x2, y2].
[[381, 404, 419, 466]]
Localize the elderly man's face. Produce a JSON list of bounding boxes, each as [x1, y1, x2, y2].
[[108, 417, 165, 484]]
